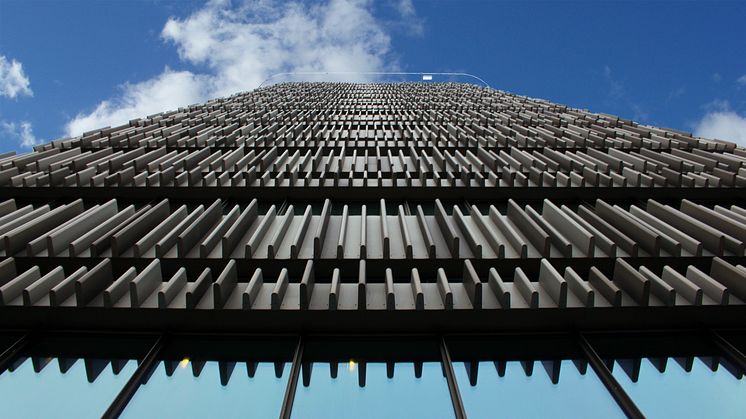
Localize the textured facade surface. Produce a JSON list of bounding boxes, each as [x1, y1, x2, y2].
[[1, 82, 745, 334]]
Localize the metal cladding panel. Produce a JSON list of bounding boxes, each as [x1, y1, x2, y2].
[[0, 82, 745, 333]]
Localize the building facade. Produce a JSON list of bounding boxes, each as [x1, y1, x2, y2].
[[0, 82, 745, 417]]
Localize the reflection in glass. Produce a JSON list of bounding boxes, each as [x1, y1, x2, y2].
[[121, 361, 290, 418], [0, 334, 22, 353], [455, 360, 624, 419], [719, 332, 746, 355], [292, 361, 454, 419], [612, 357, 746, 418], [0, 357, 137, 418]]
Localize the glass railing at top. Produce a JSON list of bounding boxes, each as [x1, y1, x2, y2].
[[255, 71, 492, 90]]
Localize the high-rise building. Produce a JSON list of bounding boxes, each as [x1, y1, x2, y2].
[[0, 82, 745, 418]]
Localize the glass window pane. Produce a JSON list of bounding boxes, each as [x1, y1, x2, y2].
[[0, 334, 151, 418], [121, 336, 294, 419], [612, 357, 746, 418], [292, 338, 453, 419], [293, 361, 453, 419], [454, 360, 624, 419], [0, 357, 137, 418], [447, 335, 624, 419], [122, 361, 290, 418], [588, 331, 746, 419]]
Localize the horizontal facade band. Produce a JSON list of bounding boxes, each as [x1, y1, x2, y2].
[[1, 304, 745, 334], [2, 256, 745, 312], [3, 145, 745, 189], [4, 186, 746, 204], [2, 197, 746, 260]]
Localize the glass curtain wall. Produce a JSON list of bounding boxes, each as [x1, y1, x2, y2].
[[0, 331, 743, 418]]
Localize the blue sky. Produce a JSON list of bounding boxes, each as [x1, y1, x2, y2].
[[1, 0, 745, 152]]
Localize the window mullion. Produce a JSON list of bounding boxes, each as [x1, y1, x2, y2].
[[102, 333, 167, 419], [440, 336, 467, 419], [0, 331, 34, 373], [710, 330, 746, 373], [279, 336, 304, 419], [576, 332, 644, 419]]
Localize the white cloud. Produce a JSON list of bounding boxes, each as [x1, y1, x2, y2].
[[398, 0, 415, 16], [602, 65, 648, 121], [66, 0, 399, 136], [395, 0, 423, 36], [1, 121, 40, 149], [0, 55, 33, 98], [737, 74, 746, 88], [703, 99, 731, 112], [694, 110, 746, 147], [66, 69, 208, 137]]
